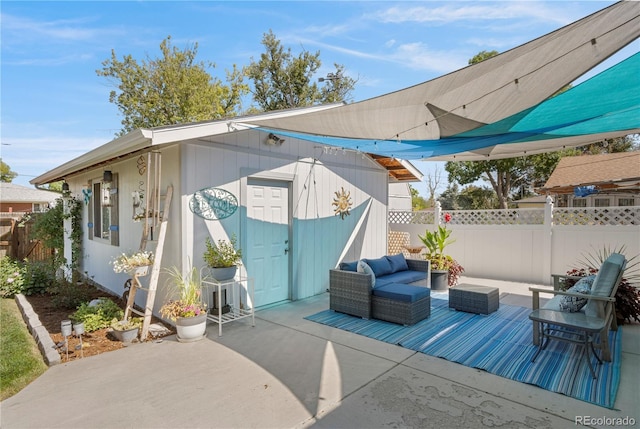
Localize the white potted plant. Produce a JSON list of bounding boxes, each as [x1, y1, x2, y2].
[[160, 265, 208, 342]]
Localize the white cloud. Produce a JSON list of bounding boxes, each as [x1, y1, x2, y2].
[[372, 2, 571, 26]]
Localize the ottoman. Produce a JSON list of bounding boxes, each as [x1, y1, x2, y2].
[[449, 284, 499, 314], [372, 283, 431, 325]]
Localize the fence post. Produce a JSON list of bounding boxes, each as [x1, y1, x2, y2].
[[434, 201, 442, 228], [542, 196, 554, 284]]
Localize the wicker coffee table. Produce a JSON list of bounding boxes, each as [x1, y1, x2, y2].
[[449, 284, 499, 314]]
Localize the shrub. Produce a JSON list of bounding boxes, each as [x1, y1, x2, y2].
[[70, 299, 124, 332], [0, 257, 25, 298], [21, 261, 56, 296]]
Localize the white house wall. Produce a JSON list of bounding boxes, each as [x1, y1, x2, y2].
[[65, 145, 182, 312], [181, 129, 388, 303]]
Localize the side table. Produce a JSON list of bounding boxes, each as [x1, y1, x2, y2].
[[202, 276, 255, 336]]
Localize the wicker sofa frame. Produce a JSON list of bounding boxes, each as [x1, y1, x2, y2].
[[329, 259, 430, 323]]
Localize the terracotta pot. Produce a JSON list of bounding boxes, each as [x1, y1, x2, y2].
[[176, 313, 207, 342]]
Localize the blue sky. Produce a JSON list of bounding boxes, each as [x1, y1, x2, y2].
[[1, 0, 635, 195]]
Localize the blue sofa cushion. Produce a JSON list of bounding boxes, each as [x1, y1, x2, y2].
[[373, 283, 430, 303], [377, 270, 427, 286], [386, 253, 409, 273], [339, 261, 358, 272], [363, 257, 393, 277]]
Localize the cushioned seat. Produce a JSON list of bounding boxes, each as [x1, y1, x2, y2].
[[373, 283, 431, 302], [376, 270, 428, 287]]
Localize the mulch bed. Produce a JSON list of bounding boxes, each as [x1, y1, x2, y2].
[[25, 284, 172, 362]]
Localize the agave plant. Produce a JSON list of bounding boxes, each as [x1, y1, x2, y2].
[[565, 245, 640, 324]]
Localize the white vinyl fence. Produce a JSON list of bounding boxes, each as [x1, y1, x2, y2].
[[389, 199, 640, 286]]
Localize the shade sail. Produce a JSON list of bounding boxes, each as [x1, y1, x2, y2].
[[246, 1, 640, 160], [255, 51, 640, 160]]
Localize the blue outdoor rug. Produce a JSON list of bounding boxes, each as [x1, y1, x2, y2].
[[305, 298, 622, 409]]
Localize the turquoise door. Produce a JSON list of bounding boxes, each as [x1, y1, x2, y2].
[[246, 179, 290, 307]]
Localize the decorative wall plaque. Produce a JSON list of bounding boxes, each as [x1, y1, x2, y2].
[[332, 187, 353, 219], [189, 187, 238, 220]]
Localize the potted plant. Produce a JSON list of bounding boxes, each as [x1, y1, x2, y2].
[[203, 234, 242, 281], [111, 250, 154, 276], [110, 317, 143, 342], [418, 213, 464, 290], [160, 265, 208, 342]]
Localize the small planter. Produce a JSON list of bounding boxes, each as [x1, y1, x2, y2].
[[176, 313, 207, 342], [210, 266, 237, 281], [111, 320, 140, 342], [431, 270, 449, 291]]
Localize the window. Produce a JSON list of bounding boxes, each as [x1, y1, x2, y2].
[[89, 174, 119, 245], [594, 198, 610, 207], [618, 198, 635, 206], [572, 199, 587, 208]]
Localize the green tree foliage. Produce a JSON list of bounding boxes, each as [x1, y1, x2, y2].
[[97, 36, 248, 136], [468, 50, 498, 65], [0, 159, 17, 183], [246, 30, 356, 111], [409, 185, 429, 211]]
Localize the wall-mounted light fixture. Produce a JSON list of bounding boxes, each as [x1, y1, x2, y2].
[[62, 182, 70, 192], [266, 133, 285, 146], [103, 170, 113, 183]]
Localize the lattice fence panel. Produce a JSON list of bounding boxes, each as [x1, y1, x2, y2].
[[448, 209, 544, 225], [554, 207, 638, 226], [388, 211, 434, 224]]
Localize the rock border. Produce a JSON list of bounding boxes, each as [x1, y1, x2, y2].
[[14, 293, 61, 366]]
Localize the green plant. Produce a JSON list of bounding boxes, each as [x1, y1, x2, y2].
[[70, 298, 124, 332], [110, 317, 142, 331], [160, 265, 207, 321], [47, 280, 94, 310], [0, 257, 25, 298], [418, 213, 455, 270], [21, 260, 56, 296], [0, 298, 48, 400], [203, 235, 242, 268]]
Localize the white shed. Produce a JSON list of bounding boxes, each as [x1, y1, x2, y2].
[[32, 106, 421, 313]]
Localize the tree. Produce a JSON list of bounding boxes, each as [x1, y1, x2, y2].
[[1, 159, 17, 182], [409, 185, 429, 211], [424, 165, 443, 207], [246, 30, 356, 111], [97, 36, 248, 136]]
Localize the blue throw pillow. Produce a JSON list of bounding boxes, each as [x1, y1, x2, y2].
[[363, 257, 393, 277], [559, 275, 595, 313], [385, 253, 409, 273], [357, 260, 375, 287], [339, 261, 358, 272]]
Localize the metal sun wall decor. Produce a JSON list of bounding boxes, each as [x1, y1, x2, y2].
[[189, 187, 239, 220], [332, 187, 353, 220]]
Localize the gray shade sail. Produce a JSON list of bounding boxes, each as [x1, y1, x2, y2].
[[246, 1, 639, 160]]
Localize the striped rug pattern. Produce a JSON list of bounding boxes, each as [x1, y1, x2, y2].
[[305, 298, 621, 408]]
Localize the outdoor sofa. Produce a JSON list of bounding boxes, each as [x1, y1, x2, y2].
[[329, 254, 431, 325]]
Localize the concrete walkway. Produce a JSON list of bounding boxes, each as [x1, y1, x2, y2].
[[2, 277, 639, 428]]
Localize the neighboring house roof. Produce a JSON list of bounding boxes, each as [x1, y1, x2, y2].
[[0, 182, 60, 203], [31, 104, 422, 185], [540, 152, 640, 194]]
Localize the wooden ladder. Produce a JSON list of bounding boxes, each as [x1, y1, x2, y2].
[[124, 151, 173, 340]]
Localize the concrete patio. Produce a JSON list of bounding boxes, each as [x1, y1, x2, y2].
[[2, 276, 639, 428]]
